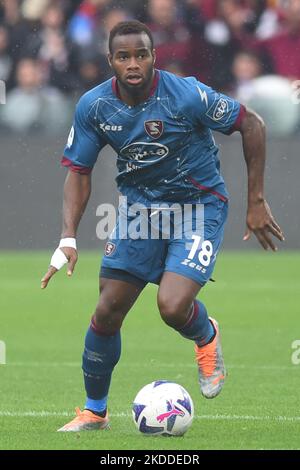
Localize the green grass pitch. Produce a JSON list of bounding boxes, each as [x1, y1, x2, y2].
[[0, 251, 299, 450]]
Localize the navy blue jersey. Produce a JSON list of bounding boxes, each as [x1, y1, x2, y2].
[[62, 70, 245, 205]]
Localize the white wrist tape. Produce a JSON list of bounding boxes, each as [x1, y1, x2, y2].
[[59, 238, 77, 249], [50, 248, 68, 270], [50, 238, 77, 270]]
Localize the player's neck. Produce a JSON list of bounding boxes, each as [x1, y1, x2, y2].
[[116, 71, 156, 106]]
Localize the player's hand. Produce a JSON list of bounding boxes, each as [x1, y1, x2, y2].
[[243, 199, 285, 251], [41, 239, 78, 289]]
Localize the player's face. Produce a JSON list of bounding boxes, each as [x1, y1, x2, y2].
[[108, 33, 155, 93]]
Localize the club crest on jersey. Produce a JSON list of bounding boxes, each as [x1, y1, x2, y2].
[[105, 242, 116, 256], [144, 120, 164, 139]]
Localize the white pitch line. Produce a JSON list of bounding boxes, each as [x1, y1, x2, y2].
[[0, 411, 73, 417], [5, 362, 80, 367], [0, 411, 300, 422], [195, 414, 300, 422], [3, 362, 298, 371]]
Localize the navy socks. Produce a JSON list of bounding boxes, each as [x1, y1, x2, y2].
[[82, 316, 121, 414], [176, 300, 215, 347]]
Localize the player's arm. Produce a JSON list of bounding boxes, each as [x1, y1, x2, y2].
[[41, 170, 91, 289], [41, 93, 105, 289], [191, 80, 284, 250], [62, 170, 91, 240], [239, 107, 285, 250]]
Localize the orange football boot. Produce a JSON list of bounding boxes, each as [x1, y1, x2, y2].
[[194, 317, 226, 398], [57, 407, 109, 432]]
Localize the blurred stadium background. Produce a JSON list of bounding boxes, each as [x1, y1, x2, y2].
[[0, 0, 299, 250]]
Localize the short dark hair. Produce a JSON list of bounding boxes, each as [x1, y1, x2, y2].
[[108, 20, 154, 54]]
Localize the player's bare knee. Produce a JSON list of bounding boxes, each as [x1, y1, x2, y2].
[[158, 295, 191, 328], [93, 300, 125, 333]]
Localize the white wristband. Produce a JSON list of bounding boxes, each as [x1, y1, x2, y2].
[[59, 238, 77, 249]]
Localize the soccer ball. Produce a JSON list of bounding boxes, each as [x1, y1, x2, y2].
[[132, 380, 194, 436]]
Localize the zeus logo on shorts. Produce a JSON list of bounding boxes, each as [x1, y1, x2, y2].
[[181, 235, 213, 272]]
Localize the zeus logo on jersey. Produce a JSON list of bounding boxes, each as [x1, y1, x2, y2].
[[99, 123, 123, 132]]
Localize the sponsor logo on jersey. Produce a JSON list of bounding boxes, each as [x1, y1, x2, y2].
[[105, 241, 116, 256], [212, 98, 229, 121], [120, 142, 169, 170], [100, 123, 123, 132], [144, 120, 164, 139]]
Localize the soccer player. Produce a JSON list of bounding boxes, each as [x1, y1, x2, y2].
[[41, 21, 284, 432]]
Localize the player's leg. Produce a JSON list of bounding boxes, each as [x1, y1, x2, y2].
[[58, 274, 145, 432], [157, 272, 224, 399], [157, 272, 213, 343], [158, 200, 228, 399]]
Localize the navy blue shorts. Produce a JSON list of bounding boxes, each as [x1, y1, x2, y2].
[[101, 199, 228, 288]]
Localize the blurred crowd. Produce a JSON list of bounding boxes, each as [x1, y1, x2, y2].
[[1, 0, 300, 134]]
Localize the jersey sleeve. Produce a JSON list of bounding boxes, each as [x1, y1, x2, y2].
[[189, 80, 246, 135], [62, 94, 106, 174]]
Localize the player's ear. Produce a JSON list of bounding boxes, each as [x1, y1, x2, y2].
[[107, 53, 112, 68]]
